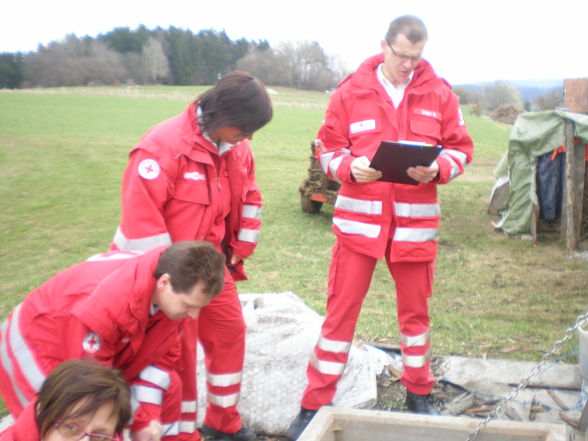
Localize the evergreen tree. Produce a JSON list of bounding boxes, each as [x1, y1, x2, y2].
[[0, 52, 24, 88]]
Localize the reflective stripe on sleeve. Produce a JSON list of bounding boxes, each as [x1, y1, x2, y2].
[[440, 149, 467, 181], [402, 352, 431, 368], [333, 218, 381, 239], [319, 151, 336, 175], [162, 422, 180, 437], [129, 396, 139, 423], [181, 400, 197, 413], [442, 149, 468, 167], [242, 204, 262, 220], [208, 391, 240, 408], [328, 156, 345, 183], [394, 203, 440, 218], [113, 227, 171, 252], [310, 352, 346, 376], [319, 149, 351, 183], [139, 365, 170, 390], [131, 385, 163, 405], [86, 251, 141, 262], [0, 316, 30, 408], [207, 371, 242, 387], [400, 330, 430, 347], [238, 228, 259, 243], [335, 196, 383, 215], [393, 228, 438, 242], [6, 304, 46, 393], [317, 335, 351, 354]]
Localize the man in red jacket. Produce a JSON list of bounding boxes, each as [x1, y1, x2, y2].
[[0, 241, 225, 441], [110, 71, 273, 441], [286, 15, 474, 440]]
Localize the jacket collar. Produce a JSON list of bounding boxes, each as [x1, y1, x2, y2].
[[347, 53, 444, 94], [180, 102, 242, 162]]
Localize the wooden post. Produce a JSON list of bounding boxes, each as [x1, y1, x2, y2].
[[562, 119, 586, 250]]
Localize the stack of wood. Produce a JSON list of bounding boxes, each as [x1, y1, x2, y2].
[[374, 355, 581, 430]]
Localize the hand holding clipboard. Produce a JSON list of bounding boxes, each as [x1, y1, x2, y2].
[[369, 140, 442, 185]]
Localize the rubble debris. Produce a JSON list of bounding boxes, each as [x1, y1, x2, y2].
[[547, 389, 569, 410]]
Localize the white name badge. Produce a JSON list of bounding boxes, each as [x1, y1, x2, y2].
[[350, 119, 376, 134]]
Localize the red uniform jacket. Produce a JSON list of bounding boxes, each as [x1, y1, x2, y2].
[[111, 102, 262, 281], [317, 54, 474, 261], [0, 247, 182, 433], [0, 403, 38, 441]]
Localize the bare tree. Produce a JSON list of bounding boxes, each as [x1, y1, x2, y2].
[[535, 88, 563, 110], [140, 37, 170, 84], [272, 41, 339, 90], [23, 35, 127, 87], [482, 80, 523, 111], [236, 46, 283, 86]]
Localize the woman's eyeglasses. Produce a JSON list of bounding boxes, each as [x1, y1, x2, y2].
[[54, 421, 118, 441]]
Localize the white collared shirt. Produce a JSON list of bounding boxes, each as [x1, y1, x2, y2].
[[376, 64, 413, 108], [197, 106, 236, 156]]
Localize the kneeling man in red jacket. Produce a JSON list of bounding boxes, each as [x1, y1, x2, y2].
[[0, 240, 225, 441]]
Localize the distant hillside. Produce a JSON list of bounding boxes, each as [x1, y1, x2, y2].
[[456, 79, 564, 104]]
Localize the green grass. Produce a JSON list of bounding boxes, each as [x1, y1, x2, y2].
[[1, 88, 587, 417]]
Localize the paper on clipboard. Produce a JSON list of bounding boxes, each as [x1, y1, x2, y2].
[[369, 140, 442, 185]]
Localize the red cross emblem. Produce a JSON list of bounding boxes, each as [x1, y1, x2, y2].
[[82, 332, 102, 354], [138, 159, 160, 180]]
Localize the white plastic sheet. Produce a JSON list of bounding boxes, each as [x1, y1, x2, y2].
[[196, 292, 401, 436]]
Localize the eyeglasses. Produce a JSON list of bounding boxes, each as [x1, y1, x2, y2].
[[386, 41, 422, 64], [54, 421, 118, 441]]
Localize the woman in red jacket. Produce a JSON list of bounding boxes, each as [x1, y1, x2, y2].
[[110, 71, 273, 441], [1, 359, 131, 441]]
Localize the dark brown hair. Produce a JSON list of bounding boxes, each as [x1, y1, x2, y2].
[[385, 15, 428, 45], [197, 70, 273, 138], [35, 359, 131, 438], [154, 240, 225, 296]]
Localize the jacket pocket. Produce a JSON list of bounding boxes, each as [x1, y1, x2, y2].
[[172, 179, 210, 205], [409, 115, 441, 145]]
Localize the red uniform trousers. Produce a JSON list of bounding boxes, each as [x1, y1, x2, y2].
[[301, 241, 435, 410], [179, 267, 246, 435]]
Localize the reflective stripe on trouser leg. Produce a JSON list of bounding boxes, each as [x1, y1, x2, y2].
[[198, 268, 245, 434], [177, 319, 199, 439], [388, 260, 435, 395], [302, 241, 377, 410], [160, 370, 199, 441]]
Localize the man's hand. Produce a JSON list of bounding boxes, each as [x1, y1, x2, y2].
[[407, 160, 439, 184], [351, 156, 382, 183], [132, 420, 162, 441]]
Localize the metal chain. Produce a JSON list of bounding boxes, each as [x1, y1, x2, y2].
[[465, 309, 588, 441]]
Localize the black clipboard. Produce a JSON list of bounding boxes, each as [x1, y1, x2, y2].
[[369, 141, 442, 185]]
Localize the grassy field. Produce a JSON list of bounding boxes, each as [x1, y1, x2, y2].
[[0, 86, 587, 415]]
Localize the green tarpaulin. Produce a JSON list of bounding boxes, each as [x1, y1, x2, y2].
[[492, 110, 588, 235]]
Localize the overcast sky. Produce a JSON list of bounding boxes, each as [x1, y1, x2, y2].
[[1, 0, 586, 85]]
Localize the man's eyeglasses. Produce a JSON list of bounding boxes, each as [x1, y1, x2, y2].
[[387, 41, 422, 64], [54, 421, 118, 441]]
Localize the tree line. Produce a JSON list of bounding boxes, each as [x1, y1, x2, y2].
[[454, 81, 564, 124], [0, 26, 347, 90]]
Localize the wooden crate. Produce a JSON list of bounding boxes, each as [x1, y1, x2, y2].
[[298, 407, 568, 441]]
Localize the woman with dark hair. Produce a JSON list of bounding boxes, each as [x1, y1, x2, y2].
[[1, 359, 131, 441], [110, 70, 273, 441]]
